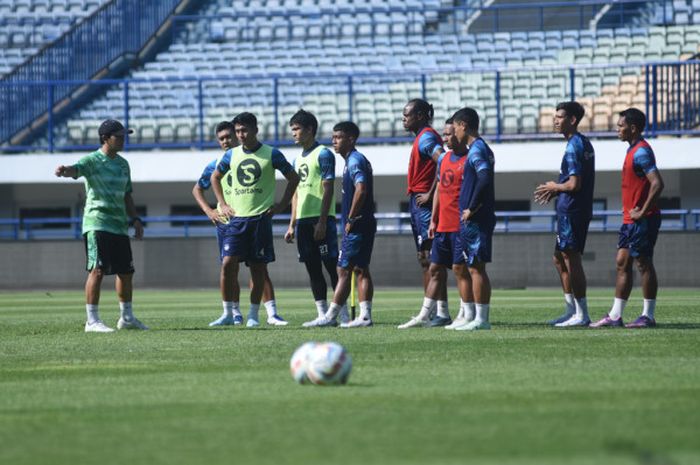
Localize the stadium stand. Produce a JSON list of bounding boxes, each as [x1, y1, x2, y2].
[[1, 0, 698, 150]]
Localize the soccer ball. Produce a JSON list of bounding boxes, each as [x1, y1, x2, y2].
[[306, 342, 352, 386], [290, 342, 317, 384]]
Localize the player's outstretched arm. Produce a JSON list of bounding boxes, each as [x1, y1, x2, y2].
[[55, 165, 78, 178]]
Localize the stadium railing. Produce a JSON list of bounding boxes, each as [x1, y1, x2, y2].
[[3, 58, 699, 153], [2, 210, 696, 240], [0, 0, 182, 147]]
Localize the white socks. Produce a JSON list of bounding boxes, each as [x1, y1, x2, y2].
[[222, 301, 241, 317], [608, 297, 627, 320], [315, 300, 328, 318], [86, 304, 99, 324], [574, 297, 589, 320], [437, 300, 449, 318], [119, 301, 133, 320], [418, 297, 436, 320], [326, 302, 341, 320], [464, 301, 476, 322], [642, 299, 656, 320], [474, 303, 489, 323], [263, 300, 277, 317], [359, 301, 372, 320], [564, 293, 575, 316]]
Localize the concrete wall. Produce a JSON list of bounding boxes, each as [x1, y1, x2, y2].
[[1, 232, 697, 289]]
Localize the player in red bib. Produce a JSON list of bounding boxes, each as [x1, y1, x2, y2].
[[398, 118, 473, 328], [402, 99, 449, 325], [591, 108, 665, 328]]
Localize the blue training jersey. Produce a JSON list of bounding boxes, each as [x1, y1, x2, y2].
[[556, 133, 595, 217], [342, 150, 375, 230], [417, 127, 443, 161], [458, 138, 496, 224]]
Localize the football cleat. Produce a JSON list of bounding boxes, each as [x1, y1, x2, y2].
[[246, 318, 260, 328], [554, 316, 590, 328], [209, 314, 235, 327], [547, 312, 575, 325], [117, 316, 149, 330], [267, 315, 288, 326], [625, 315, 656, 328], [233, 315, 244, 325], [444, 317, 468, 330], [429, 315, 452, 327], [590, 315, 624, 328], [341, 317, 373, 328], [84, 320, 114, 333], [397, 316, 429, 329], [303, 317, 338, 328], [454, 319, 491, 331]]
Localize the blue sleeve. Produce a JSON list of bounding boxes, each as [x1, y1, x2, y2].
[[634, 147, 658, 175], [435, 152, 446, 181], [348, 155, 366, 185], [271, 148, 293, 175], [197, 159, 217, 190], [418, 131, 442, 161], [470, 148, 492, 175], [564, 139, 583, 176], [318, 148, 336, 181], [215, 149, 232, 174], [468, 147, 493, 210]]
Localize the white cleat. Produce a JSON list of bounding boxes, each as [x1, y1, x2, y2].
[[444, 317, 468, 330], [85, 320, 114, 333], [555, 316, 590, 328], [303, 316, 331, 327], [547, 312, 575, 325], [339, 306, 350, 325], [116, 317, 149, 330], [397, 316, 429, 329], [341, 317, 373, 328], [246, 318, 260, 328], [454, 320, 491, 331], [266, 315, 288, 326]]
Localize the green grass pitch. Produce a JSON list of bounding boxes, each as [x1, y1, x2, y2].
[[1, 288, 699, 465]]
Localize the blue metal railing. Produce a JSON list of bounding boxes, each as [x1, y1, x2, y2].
[[2, 210, 697, 241], [0, 0, 182, 146], [3, 59, 699, 153]]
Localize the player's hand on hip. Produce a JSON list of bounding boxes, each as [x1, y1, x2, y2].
[[415, 192, 430, 206], [629, 206, 643, 221]]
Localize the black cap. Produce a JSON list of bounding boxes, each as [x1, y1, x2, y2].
[[98, 119, 133, 137]]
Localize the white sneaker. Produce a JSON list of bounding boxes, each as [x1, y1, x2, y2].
[[117, 316, 149, 330], [341, 317, 373, 328], [266, 315, 288, 326], [339, 306, 350, 324], [302, 316, 337, 327], [554, 315, 590, 328], [246, 318, 260, 328], [454, 319, 491, 331], [444, 317, 468, 330], [547, 311, 575, 325], [397, 316, 429, 329], [85, 320, 114, 333]]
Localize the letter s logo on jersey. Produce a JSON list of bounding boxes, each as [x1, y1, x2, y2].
[[441, 169, 455, 188], [237, 159, 262, 187], [298, 164, 309, 182]]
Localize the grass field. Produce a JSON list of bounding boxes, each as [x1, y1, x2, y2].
[[1, 287, 699, 465]]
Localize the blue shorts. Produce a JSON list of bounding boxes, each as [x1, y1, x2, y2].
[[219, 214, 275, 264], [618, 214, 661, 258], [430, 231, 464, 267], [295, 217, 339, 263], [555, 214, 591, 254], [338, 226, 375, 269], [409, 193, 432, 251], [459, 220, 494, 265]]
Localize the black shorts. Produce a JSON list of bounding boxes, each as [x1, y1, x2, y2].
[[84, 230, 134, 275]]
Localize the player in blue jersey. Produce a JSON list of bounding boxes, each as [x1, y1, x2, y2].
[[211, 113, 299, 328], [313, 121, 376, 328], [192, 121, 284, 327], [402, 99, 450, 325], [534, 101, 595, 327], [452, 107, 496, 331], [283, 110, 349, 326]]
